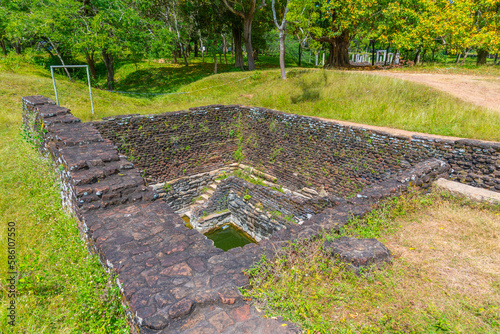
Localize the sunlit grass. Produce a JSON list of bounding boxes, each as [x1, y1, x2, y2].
[[0, 127, 128, 333], [1, 60, 498, 140], [244, 189, 500, 333]]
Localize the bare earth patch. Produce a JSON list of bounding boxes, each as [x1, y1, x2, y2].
[[383, 197, 500, 329], [369, 71, 500, 114]]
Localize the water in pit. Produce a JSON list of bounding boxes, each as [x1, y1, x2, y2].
[[204, 224, 256, 251]]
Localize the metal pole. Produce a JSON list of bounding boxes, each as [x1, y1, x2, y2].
[[86, 66, 95, 115], [51, 67, 59, 105], [50, 65, 94, 114]]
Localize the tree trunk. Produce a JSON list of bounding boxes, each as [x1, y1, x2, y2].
[[0, 39, 7, 56], [384, 44, 390, 66], [13, 39, 21, 55], [181, 43, 188, 66], [391, 49, 398, 65], [494, 52, 498, 64], [48, 38, 72, 80], [231, 40, 234, 57], [252, 49, 258, 61], [461, 48, 470, 65], [222, 34, 228, 64], [243, 17, 255, 70], [199, 33, 205, 63], [320, 31, 350, 68], [214, 43, 218, 74], [298, 42, 302, 67], [477, 49, 488, 65], [194, 40, 198, 57], [421, 49, 426, 64], [278, 28, 286, 79], [172, 47, 177, 63], [232, 23, 244, 70], [102, 49, 115, 90], [414, 48, 421, 64], [456, 52, 461, 64], [85, 52, 97, 80]]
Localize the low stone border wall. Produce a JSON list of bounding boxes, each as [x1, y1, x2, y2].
[[21, 95, 477, 334]]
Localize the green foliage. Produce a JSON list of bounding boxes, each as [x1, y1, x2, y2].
[[244, 188, 251, 201], [269, 147, 283, 163], [272, 185, 285, 193], [216, 171, 229, 180], [163, 183, 173, 192], [233, 147, 244, 161]]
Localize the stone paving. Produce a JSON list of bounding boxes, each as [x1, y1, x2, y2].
[[22, 95, 451, 333]]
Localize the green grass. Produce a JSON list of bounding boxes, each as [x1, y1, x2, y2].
[[243, 189, 500, 333], [1, 57, 499, 140], [0, 128, 129, 333]]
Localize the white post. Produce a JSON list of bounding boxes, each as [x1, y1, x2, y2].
[[322, 53, 325, 66], [315, 53, 318, 66]]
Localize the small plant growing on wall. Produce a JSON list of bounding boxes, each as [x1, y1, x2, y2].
[[244, 189, 251, 201], [233, 147, 244, 162], [269, 120, 277, 133], [269, 148, 283, 164], [216, 171, 228, 180], [163, 183, 173, 192]]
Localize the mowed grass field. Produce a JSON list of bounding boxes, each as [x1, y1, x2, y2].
[[0, 56, 499, 333]]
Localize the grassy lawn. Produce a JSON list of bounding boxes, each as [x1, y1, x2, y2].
[[0, 54, 499, 333], [1, 57, 499, 140], [244, 189, 500, 333]]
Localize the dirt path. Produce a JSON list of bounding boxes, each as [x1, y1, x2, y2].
[[368, 71, 500, 114]]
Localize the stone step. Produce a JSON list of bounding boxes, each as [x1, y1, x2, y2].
[[206, 189, 214, 195], [209, 183, 218, 190], [201, 193, 211, 200]]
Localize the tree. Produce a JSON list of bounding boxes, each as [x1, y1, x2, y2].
[[290, 0, 383, 68], [0, 6, 9, 55], [223, 0, 267, 70], [271, 0, 289, 79]]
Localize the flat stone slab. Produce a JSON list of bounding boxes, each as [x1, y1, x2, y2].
[[435, 178, 500, 204], [323, 237, 392, 271]]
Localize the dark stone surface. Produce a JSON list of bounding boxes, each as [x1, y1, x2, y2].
[[323, 237, 392, 270], [93, 105, 499, 194]]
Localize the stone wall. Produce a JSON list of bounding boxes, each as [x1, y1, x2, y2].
[[21, 95, 465, 334], [22, 96, 156, 216], [151, 166, 237, 211], [93, 105, 500, 198], [190, 176, 337, 240], [92, 107, 240, 184]]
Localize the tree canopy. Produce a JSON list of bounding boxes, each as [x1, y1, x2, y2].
[[0, 0, 498, 83]]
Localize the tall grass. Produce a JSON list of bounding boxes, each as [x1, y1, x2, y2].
[[1, 60, 499, 140], [0, 127, 128, 333]]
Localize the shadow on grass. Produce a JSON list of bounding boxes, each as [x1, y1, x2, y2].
[[114, 62, 242, 94], [290, 70, 328, 104]]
